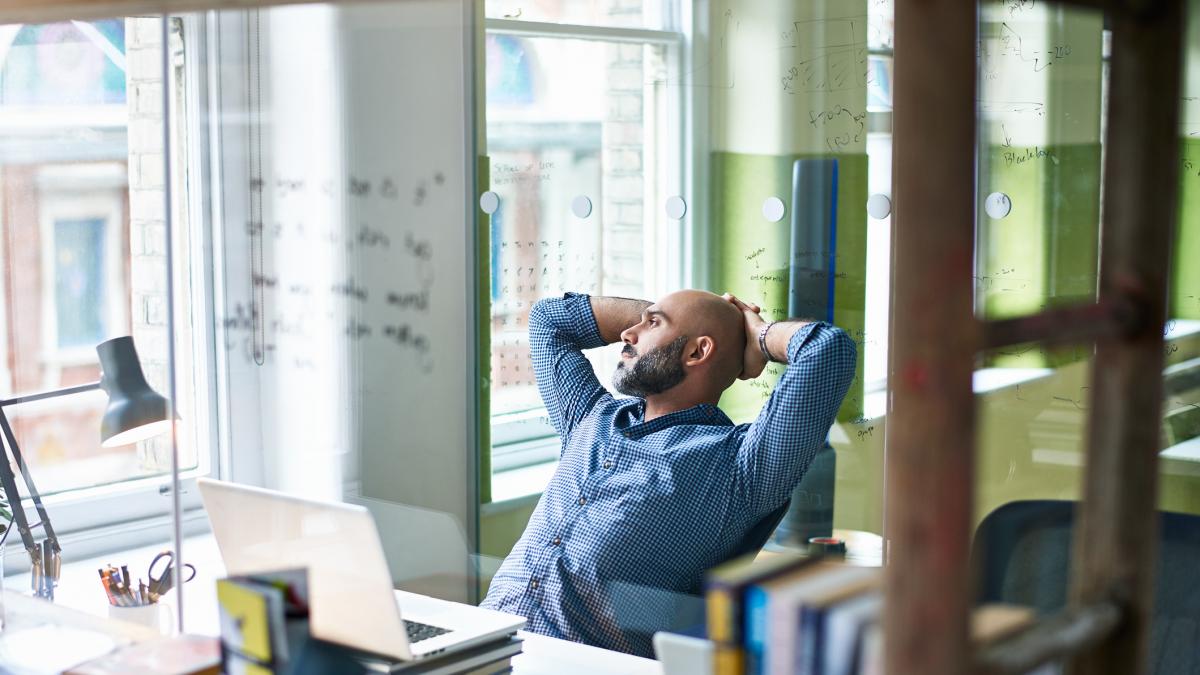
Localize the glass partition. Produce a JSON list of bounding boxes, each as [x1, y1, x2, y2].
[[0, 14, 204, 631], [195, 0, 482, 618], [0, 0, 1194, 664]]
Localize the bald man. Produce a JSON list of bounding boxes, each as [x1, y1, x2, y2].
[[480, 291, 856, 657]]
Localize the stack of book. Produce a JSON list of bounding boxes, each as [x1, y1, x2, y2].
[[216, 569, 518, 674], [704, 554, 1034, 675], [356, 636, 522, 675]]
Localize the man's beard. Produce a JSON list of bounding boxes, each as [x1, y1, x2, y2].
[[612, 335, 689, 398]]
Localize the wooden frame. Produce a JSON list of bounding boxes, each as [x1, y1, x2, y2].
[[886, 0, 1186, 673]]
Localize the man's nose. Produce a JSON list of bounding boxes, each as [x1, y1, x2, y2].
[[620, 326, 637, 345]]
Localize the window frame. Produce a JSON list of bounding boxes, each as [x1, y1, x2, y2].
[[483, 14, 689, 475], [37, 167, 129, 370], [862, 45, 894, 399], [0, 14, 221, 569]]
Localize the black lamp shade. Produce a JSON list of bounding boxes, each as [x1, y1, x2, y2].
[[97, 336, 174, 447]]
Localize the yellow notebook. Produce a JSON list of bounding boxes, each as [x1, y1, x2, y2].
[[216, 579, 276, 665]]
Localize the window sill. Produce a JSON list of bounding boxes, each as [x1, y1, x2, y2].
[[488, 459, 558, 508]]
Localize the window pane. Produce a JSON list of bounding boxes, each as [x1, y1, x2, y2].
[[0, 18, 199, 497], [54, 217, 108, 349], [487, 36, 672, 421], [486, 0, 672, 30]]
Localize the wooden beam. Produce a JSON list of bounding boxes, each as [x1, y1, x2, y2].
[[975, 602, 1122, 675], [980, 299, 1141, 352], [1056, 0, 1172, 15], [883, 0, 977, 673], [1068, 1, 1185, 674]]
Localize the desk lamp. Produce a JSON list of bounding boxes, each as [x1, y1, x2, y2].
[[0, 336, 173, 600]]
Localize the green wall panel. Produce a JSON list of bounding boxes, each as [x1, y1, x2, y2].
[[1175, 138, 1200, 320], [478, 154, 492, 504], [709, 151, 868, 424], [979, 142, 1102, 367]]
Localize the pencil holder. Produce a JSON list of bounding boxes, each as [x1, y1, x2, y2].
[[108, 601, 174, 634]]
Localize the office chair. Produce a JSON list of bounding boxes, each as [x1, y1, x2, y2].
[[971, 500, 1200, 674]]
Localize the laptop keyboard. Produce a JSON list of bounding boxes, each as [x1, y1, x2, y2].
[[404, 619, 452, 643]]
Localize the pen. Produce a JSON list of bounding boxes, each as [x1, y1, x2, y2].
[[99, 569, 118, 605]]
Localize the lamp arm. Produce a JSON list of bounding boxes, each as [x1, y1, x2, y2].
[[0, 406, 40, 559], [0, 383, 93, 557], [0, 381, 102, 407]]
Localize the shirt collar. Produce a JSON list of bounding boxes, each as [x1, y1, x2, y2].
[[614, 398, 733, 439]]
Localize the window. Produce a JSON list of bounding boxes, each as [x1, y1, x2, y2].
[[485, 2, 684, 473], [54, 218, 110, 349], [38, 170, 128, 364], [0, 17, 213, 548]]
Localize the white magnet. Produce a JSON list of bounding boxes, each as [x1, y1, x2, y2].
[[479, 191, 500, 214], [985, 192, 1012, 219], [762, 196, 786, 223], [866, 193, 892, 220], [571, 195, 593, 219], [665, 196, 687, 220]]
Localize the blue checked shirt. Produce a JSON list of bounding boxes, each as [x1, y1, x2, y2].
[[481, 293, 856, 657]]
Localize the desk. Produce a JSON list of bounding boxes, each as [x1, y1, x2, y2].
[[759, 528, 885, 567], [2, 589, 159, 643], [8, 534, 661, 675], [0, 590, 166, 674]]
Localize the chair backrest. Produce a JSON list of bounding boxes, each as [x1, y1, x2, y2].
[[731, 498, 793, 559], [971, 500, 1200, 674]]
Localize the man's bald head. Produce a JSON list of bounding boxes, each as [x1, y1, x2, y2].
[[655, 290, 746, 389]]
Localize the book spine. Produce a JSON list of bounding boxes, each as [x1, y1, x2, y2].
[[707, 586, 735, 643], [743, 586, 769, 675], [797, 606, 817, 675], [805, 607, 828, 675], [708, 585, 744, 675], [712, 643, 745, 675]]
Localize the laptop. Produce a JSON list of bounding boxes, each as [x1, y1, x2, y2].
[[198, 478, 524, 664]]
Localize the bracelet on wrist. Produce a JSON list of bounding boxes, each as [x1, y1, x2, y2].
[[757, 321, 777, 363]]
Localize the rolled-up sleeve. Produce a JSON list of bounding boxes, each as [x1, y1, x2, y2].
[[528, 293, 611, 442], [733, 323, 857, 517]]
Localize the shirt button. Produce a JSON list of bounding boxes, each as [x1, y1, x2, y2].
[[530, 578, 539, 589], [578, 496, 587, 506], [603, 460, 613, 469], [552, 536, 561, 546]]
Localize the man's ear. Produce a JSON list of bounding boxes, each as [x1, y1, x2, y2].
[[685, 336, 716, 367]]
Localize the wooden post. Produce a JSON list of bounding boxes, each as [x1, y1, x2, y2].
[[884, 0, 978, 673], [1068, 2, 1184, 674]]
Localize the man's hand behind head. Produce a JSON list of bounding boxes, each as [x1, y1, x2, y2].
[[723, 293, 768, 380]]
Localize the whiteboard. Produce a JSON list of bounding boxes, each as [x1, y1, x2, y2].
[[214, 0, 477, 601]]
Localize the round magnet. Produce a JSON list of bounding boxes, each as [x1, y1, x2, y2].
[[866, 193, 892, 220], [985, 192, 1012, 219], [762, 196, 786, 223], [571, 195, 593, 219], [665, 196, 687, 220], [479, 191, 500, 214]]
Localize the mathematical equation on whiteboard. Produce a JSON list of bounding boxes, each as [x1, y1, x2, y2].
[[222, 173, 442, 374], [492, 239, 600, 388]]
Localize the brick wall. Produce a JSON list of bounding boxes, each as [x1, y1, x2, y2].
[[125, 18, 194, 471], [601, 36, 646, 300], [3, 166, 45, 393]]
